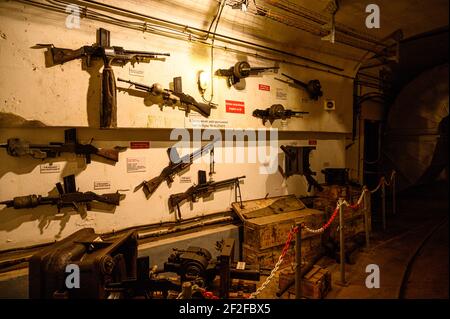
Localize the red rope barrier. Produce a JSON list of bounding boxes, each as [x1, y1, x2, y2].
[[321, 206, 339, 230]]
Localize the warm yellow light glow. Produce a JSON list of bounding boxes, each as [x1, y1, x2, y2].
[[198, 70, 210, 91]]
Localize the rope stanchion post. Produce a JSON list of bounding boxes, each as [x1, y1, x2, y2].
[[337, 198, 348, 286], [392, 171, 396, 215], [381, 177, 387, 231], [295, 222, 302, 299], [363, 186, 371, 248]]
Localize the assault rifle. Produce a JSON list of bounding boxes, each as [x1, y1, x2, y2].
[[169, 173, 245, 221], [0, 175, 124, 213], [134, 138, 219, 198], [36, 28, 170, 128], [253, 104, 309, 125], [118, 77, 213, 117], [275, 73, 323, 100], [216, 61, 279, 86], [0, 128, 124, 164]]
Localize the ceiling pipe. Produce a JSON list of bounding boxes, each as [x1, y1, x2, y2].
[[36, 0, 344, 71]]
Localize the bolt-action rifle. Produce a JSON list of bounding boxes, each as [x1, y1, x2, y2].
[[134, 138, 219, 198], [118, 77, 214, 117]]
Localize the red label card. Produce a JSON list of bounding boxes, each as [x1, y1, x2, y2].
[[225, 100, 245, 114], [308, 140, 317, 145], [259, 84, 270, 91], [130, 141, 150, 149]]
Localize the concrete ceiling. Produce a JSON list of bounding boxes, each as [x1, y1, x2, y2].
[[308, 0, 449, 39]]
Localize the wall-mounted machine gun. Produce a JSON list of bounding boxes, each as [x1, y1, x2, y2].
[[216, 61, 279, 86], [253, 104, 309, 125], [276, 73, 323, 100], [36, 28, 170, 128], [0, 128, 124, 164], [118, 77, 215, 117], [169, 171, 245, 222], [280, 145, 324, 192], [0, 174, 124, 214], [134, 138, 219, 198]]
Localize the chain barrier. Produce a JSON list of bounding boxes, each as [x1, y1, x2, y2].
[[248, 225, 299, 299], [248, 171, 396, 298], [383, 170, 396, 187]]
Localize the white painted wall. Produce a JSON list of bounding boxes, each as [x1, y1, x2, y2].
[[0, 0, 355, 250]]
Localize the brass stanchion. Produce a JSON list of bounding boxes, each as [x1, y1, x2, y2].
[[295, 224, 302, 299], [337, 198, 348, 286], [381, 177, 387, 231], [392, 172, 396, 215], [363, 187, 370, 248]]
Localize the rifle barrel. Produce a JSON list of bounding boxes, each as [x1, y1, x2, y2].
[[281, 73, 296, 81], [123, 50, 170, 56]]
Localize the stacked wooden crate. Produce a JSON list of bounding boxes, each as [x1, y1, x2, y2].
[[313, 184, 367, 241], [232, 195, 325, 269], [279, 265, 332, 299]]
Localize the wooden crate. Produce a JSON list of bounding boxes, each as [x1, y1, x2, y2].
[[232, 195, 325, 251], [243, 235, 322, 269], [313, 185, 367, 242], [279, 265, 332, 299]]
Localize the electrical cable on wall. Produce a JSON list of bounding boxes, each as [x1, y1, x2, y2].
[[202, 0, 226, 104]]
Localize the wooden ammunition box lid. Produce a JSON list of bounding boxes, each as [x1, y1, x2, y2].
[[231, 195, 323, 226]]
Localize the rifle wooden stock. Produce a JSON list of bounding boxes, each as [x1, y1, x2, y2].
[[168, 191, 192, 211], [137, 174, 166, 198], [96, 148, 119, 162], [50, 47, 88, 65], [92, 192, 122, 206], [192, 101, 212, 117]]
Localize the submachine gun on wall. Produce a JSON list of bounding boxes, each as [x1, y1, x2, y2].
[[253, 104, 309, 125], [0, 175, 124, 213], [216, 61, 279, 86], [0, 128, 124, 164], [118, 77, 213, 117], [169, 171, 245, 221], [36, 28, 170, 128], [134, 138, 219, 198]]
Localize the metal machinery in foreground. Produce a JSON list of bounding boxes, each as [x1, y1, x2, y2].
[[28, 228, 263, 299]]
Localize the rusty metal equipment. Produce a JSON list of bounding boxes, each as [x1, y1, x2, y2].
[[163, 238, 263, 298], [29, 228, 183, 299], [29, 228, 138, 299]]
